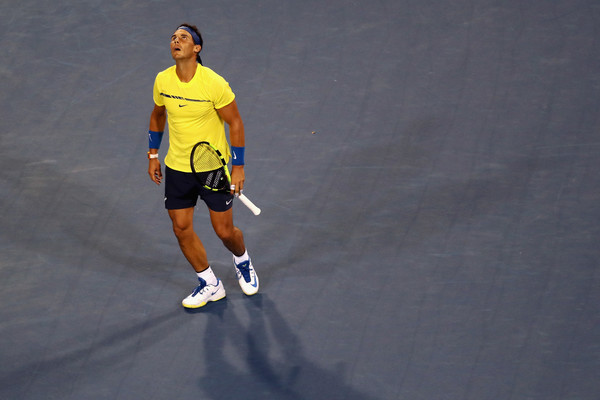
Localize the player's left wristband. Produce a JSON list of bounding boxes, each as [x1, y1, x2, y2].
[[231, 146, 245, 165], [148, 130, 164, 149]]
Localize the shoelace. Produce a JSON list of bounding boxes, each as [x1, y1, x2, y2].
[[236, 261, 252, 282], [192, 277, 208, 296]]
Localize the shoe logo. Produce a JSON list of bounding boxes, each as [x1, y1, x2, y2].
[[249, 273, 258, 287], [211, 279, 222, 295]]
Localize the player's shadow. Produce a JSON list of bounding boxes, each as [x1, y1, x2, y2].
[[198, 294, 379, 400]]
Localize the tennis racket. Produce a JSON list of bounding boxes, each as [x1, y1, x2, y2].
[[190, 141, 261, 216]]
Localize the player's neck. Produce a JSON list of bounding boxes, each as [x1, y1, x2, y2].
[[175, 60, 198, 83]]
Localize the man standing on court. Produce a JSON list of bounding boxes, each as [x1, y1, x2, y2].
[[147, 23, 259, 308]]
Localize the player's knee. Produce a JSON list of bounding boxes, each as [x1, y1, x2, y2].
[[214, 225, 235, 243], [172, 221, 193, 240], [214, 227, 231, 242]]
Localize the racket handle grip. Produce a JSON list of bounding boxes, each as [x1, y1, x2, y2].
[[238, 193, 261, 216]]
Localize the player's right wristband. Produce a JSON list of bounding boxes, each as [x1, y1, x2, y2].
[[148, 130, 164, 149], [231, 146, 245, 165]]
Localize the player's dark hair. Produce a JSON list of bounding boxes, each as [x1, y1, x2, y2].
[[178, 23, 203, 65]]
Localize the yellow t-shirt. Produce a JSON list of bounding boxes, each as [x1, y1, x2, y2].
[[153, 64, 235, 172]]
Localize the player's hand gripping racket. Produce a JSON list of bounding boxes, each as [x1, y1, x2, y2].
[[190, 141, 261, 216]]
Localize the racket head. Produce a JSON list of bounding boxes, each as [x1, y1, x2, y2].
[[190, 141, 231, 191]]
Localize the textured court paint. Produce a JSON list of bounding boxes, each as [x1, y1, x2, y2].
[[1, 1, 599, 399]]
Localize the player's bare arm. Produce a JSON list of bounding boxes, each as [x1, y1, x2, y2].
[[148, 104, 166, 185], [217, 100, 245, 195]]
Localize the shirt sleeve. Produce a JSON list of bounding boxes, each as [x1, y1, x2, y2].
[[211, 75, 235, 110], [153, 74, 164, 106]]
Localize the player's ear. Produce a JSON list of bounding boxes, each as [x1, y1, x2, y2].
[[194, 45, 202, 54]]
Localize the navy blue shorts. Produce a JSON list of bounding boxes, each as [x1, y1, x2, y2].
[[164, 166, 234, 212]]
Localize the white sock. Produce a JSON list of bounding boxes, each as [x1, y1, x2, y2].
[[197, 266, 218, 286], [233, 250, 249, 265]]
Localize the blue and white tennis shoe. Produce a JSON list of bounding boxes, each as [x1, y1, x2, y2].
[[182, 277, 226, 308], [234, 257, 259, 295]]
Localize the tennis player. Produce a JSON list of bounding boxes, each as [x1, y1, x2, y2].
[[147, 23, 259, 308]]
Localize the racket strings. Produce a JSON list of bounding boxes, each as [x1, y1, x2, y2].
[[192, 144, 228, 190], [192, 146, 223, 172]]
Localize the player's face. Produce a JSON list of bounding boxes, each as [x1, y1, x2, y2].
[[170, 29, 200, 61]]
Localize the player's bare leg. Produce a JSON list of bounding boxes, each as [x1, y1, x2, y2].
[[168, 207, 209, 272], [209, 208, 245, 257], [169, 207, 226, 308], [210, 208, 259, 295]]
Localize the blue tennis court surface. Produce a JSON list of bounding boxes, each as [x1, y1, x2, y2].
[[1, 1, 599, 399]]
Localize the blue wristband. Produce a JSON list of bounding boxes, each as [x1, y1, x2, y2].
[[148, 130, 164, 149], [231, 146, 245, 165]]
